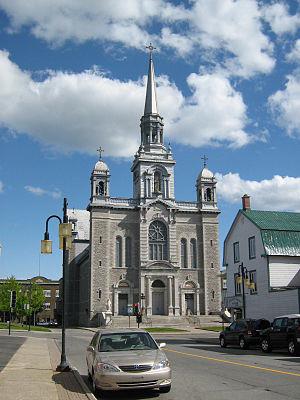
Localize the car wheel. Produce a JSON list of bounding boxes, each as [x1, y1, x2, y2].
[[220, 336, 227, 348], [239, 336, 248, 350], [261, 338, 272, 353], [288, 339, 299, 356], [159, 385, 171, 393]]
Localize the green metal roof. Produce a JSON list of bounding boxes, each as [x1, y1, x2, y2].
[[241, 210, 300, 231], [242, 210, 300, 256], [261, 230, 300, 256]]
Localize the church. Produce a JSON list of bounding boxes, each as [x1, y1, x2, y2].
[[66, 50, 221, 327]]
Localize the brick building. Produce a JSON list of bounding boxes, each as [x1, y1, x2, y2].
[[66, 53, 221, 327]]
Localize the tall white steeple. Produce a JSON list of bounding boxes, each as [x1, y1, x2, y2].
[[131, 45, 175, 202], [144, 45, 158, 115]]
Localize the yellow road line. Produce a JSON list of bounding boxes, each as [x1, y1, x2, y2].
[[166, 348, 300, 378]]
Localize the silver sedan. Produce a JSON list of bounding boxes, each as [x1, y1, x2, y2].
[[86, 328, 171, 395]]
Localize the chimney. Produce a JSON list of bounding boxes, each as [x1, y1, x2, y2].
[[242, 194, 251, 211]]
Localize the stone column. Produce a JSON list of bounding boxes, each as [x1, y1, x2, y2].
[[113, 286, 118, 316], [196, 288, 200, 315], [174, 277, 180, 316], [146, 276, 152, 316], [122, 237, 125, 268], [168, 276, 173, 316], [181, 290, 186, 316]]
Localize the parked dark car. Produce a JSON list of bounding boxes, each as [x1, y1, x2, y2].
[[260, 314, 300, 356], [219, 319, 270, 349]]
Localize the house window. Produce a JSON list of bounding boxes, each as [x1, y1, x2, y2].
[[116, 236, 122, 268], [149, 221, 168, 260], [248, 236, 256, 259], [190, 239, 197, 268], [222, 279, 227, 290], [234, 273, 241, 295], [43, 290, 51, 298], [233, 242, 240, 263], [181, 238, 187, 268], [125, 237, 132, 267], [55, 290, 59, 298], [249, 270, 257, 294], [44, 303, 51, 310]]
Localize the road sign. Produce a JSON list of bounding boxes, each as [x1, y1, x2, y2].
[[127, 305, 133, 315]]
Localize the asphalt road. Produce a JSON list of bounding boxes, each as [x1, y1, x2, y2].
[[60, 329, 300, 400], [0, 335, 26, 372]]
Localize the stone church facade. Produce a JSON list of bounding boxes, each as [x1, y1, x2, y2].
[[66, 53, 221, 327]]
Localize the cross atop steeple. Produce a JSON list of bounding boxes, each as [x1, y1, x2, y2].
[[146, 43, 156, 60], [201, 155, 208, 168], [97, 146, 104, 160]]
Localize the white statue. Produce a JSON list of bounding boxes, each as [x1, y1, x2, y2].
[[106, 298, 112, 312]]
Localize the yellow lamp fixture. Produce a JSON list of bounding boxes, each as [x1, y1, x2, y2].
[[59, 235, 73, 250], [41, 239, 52, 254], [59, 223, 72, 238], [236, 275, 242, 285]]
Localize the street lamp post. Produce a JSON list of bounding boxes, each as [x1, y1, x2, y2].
[[41, 197, 72, 372], [236, 262, 255, 319]]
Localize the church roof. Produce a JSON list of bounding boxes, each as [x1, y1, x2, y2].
[[198, 167, 214, 180]]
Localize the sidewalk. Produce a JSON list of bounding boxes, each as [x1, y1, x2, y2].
[[0, 336, 95, 400]]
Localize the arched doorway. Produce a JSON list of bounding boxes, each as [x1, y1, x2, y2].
[[152, 279, 166, 315]]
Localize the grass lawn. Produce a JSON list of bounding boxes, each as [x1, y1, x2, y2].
[[145, 327, 188, 333], [198, 326, 224, 332], [0, 322, 51, 332]]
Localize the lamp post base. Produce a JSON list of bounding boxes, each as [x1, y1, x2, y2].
[[56, 357, 70, 372], [56, 362, 70, 372]]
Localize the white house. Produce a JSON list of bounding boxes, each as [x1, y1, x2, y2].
[[223, 195, 300, 321]]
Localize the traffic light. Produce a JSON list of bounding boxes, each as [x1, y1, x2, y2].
[[10, 290, 17, 308], [133, 303, 139, 316], [136, 314, 142, 324]]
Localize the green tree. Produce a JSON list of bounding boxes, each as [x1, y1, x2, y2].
[[0, 276, 22, 321], [30, 283, 46, 324]]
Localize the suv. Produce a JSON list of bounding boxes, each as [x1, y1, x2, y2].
[[220, 319, 270, 349], [260, 314, 300, 356]]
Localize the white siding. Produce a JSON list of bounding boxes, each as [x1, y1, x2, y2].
[[269, 256, 300, 287]]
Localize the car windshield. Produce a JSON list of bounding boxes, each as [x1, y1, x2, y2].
[[99, 332, 158, 352]]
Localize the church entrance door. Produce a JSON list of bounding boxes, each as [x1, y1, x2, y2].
[[118, 294, 128, 315], [185, 293, 195, 315], [152, 292, 165, 315]]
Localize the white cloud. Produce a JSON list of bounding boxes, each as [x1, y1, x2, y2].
[[216, 172, 300, 212], [168, 73, 251, 148], [263, 2, 300, 36], [286, 39, 300, 63], [24, 185, 61, 199], [0, 181, 3, 193], [186, 0, 275, 77], [0, 0, 186, 48], [0, 0, 275, 78], [268, 73, 300, 137], [0, 50, 252, 156]]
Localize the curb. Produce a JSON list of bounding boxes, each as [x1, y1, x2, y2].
[[72, 368, 97, 400]]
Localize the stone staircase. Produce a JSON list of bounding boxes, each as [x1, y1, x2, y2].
[[110, 314, 222, 329]]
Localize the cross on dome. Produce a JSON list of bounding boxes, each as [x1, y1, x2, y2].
[[97, 146, 104, 160], [201, 155, 208, 168]]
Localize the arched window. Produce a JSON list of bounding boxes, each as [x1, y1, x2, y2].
[[181, 239, 187, 268], [152, 279, 165, 288], [125, 237, 131, 267], [190, 239, 197, 268], [99, 181, 104, 196], [206, 188, 212, 201], [149, 221, 168, 260], [154, 171, 162, 194], [115, 236, 122, 268]]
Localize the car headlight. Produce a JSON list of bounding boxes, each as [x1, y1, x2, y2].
[[152, 360, 170, 370], [95, 362, 120, 373]]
